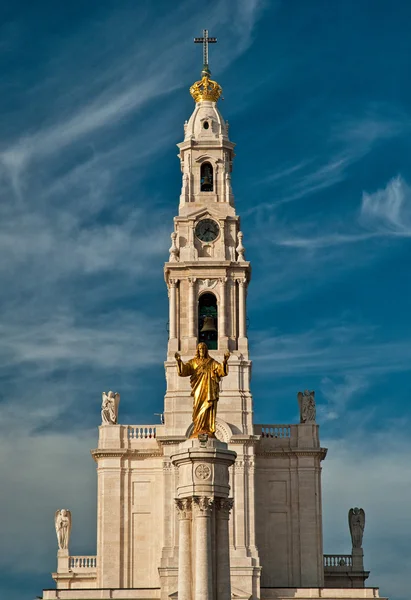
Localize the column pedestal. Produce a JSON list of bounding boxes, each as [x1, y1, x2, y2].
[[171, 438, 236, 600]]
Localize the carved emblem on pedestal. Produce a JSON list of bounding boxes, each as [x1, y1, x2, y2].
[[195, 463, 211, 480]]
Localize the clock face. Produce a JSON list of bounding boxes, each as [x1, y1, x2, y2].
[[195, 218, 220, 243]]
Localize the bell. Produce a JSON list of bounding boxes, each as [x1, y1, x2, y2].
[[200, 316, 217, 333], [202, 174, 212, 186]]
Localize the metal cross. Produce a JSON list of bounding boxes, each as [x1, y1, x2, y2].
[[194, 29, 217, 70]]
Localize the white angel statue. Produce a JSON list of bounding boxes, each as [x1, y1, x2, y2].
[[349, 507, 365, 549], [297, 390, 316, 423], [55, 509, 72, 550], [101, 391, 120, 425]]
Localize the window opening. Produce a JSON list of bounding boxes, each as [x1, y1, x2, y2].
[[198, 293, 218, 350], [200, 162, 213, 192]]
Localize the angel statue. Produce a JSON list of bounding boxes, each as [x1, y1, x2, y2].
[[349, 507, 365, 549], [175, 342, 229, 438], [55, 509, 72, 550], [101, 391, 120, 425], [297, 390, 316, 423]]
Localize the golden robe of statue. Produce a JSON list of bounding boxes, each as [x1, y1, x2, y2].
[[175, 343, 230, 438]]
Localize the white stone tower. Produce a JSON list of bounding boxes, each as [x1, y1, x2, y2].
[[161, 38, 259, 598]]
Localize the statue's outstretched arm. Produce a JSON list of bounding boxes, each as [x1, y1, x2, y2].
[[175, 353, 193, 377]]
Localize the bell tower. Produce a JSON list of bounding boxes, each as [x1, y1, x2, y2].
[[161, 33, 260, 598], [164, 38, 252, 432]]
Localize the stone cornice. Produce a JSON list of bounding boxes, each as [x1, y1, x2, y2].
[[156, 436, 187, 445], [52, 572, 97, 580], [164, 261, 250, 272], [256, 448, 328, 460], [230, 435, 259, 446], [91, 448, 163, 462]]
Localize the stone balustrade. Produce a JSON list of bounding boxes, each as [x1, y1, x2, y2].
[[324, 554, 353, 568], [97, 424, 165, 451], [69, 556, 97, 570], [128, 425, 157, 440], [254, 422, 323, 453], [254, 424, 296, 448], [255, 424, 292, 438]]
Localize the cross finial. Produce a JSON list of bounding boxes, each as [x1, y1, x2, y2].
[[194, 29, 217, 75]]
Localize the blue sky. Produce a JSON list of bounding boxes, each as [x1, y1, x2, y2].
[[0, 1, 410, 598]]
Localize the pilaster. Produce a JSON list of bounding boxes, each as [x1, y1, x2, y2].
[[193, 496, 214, 600], [215, 498, 234, 600], [176, 498, 193, 600]]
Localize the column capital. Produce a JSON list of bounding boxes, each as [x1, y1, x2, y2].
[[219, 276, 228, 285], [188, 277, 197, 286], [215, 497, 234, 518], [193, 495, 214, 517], [175, 498, 192, 520], [169, 278, 179, 288]]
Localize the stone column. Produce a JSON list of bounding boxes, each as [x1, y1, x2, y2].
[[175, 498, 193, 600], [193, 496, 214, 600], [215, 498, 234, 600], [188, 277, 197, 338], [238, 278, 247, 339], [169, 279, 177, 340], [219, 277, 228, 348]]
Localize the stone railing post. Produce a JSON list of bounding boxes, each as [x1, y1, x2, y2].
[[57, 548, 69, 574], [352, 547, 364, 571], [193, 496, 214, 600]]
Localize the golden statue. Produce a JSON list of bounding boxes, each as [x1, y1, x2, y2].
[[175, 343, 230, 438]]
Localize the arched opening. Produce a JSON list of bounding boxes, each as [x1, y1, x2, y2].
[[200, 162, 214, 192], [198, 292, 218, 350]]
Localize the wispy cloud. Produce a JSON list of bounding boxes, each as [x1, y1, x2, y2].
[[319, 374, 369, 421], [360, 175, 411, 236], [252, 320, 411, 377], [266, 175, 411, 249], [248, 110, 408, 215]]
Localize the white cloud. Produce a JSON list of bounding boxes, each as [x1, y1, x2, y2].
[[360, 175, 411, 235], [319, 374, 369, 421]]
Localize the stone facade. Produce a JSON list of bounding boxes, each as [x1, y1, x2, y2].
[[40, 69, 387, 600]]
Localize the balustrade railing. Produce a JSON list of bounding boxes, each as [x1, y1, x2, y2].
[[128, 425, 157, 440], [69, 556, 97, 569], [324, 554, 353, 568], [255, 424, 292, 438]]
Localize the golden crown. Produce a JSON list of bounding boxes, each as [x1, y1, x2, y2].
[[190, 74, 222, 103]]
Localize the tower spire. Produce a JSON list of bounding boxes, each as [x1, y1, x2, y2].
[[194, 29, 217, 76]]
